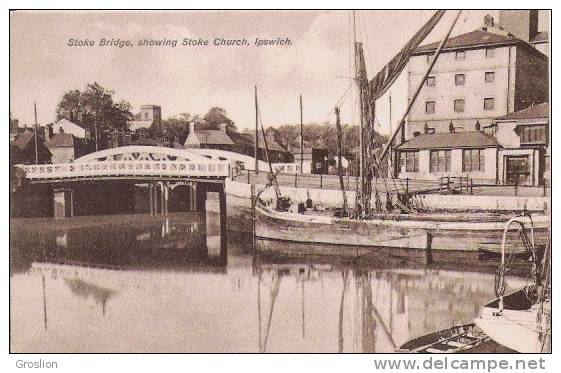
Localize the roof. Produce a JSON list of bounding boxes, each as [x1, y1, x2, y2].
[[495, 103, 549, 121], [46, 133, 75, 148], [397, 131, 500, 150], [414, 30, 520, 54], [192, 129, 234, 145], [55, 117, 86, 129], [11, 131, 35, 150], [531, 31, 548, 43], [128, 120, 154, 132], [256, 133, 285, 151]]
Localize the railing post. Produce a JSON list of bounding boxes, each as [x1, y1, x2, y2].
[[405, 178, 409, 195], [320, 173, 323, 189], [247, 169, 251, 184], [295, 172, 298, 188], [470, 178, 473, 195]]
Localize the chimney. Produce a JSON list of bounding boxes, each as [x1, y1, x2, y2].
[[47, 123, 53, 139], [483, 14, 494, 28], [498, 10, 540, 42], [220, 123, 227, 133]]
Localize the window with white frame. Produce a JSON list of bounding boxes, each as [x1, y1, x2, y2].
[[455, 74, 465, 85], [430, 150, 451, 173], [400, 151, 419, 172], [455, 51, 466, 60], [463, 149, 485, 172], [484, 97, 494, 110]]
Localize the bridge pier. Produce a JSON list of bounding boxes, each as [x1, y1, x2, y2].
[[218, 184, 227, 253], [196, 183, 207, 213], [148, 182, 170, 216], [53, 188, 74, 219]]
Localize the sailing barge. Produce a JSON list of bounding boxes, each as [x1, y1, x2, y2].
[[254, 201, 549, 251], [252, 10, 550, 253]]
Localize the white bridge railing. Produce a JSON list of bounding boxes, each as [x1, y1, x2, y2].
[[18, 160, 230, 180]]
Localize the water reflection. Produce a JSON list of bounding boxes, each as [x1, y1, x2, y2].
[[10, 213, 526, 353]]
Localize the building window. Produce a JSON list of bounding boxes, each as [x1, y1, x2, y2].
[[485, 71, 495, 82], [426, 76, 436, 87], [484, 97, 495, 110], [400, 151, 419, 172], [455, 74, 465, 85], [425, 100, 435, 114], [426, 54, 433, 64], [463, 149, 485, 172], [519, 125, 547, 144], [430, 150, 451, 173], [454, 99, 465, 113], [144, 112, 149, 120], [455, 51, 466, 60], [485, 48, 495, 58]]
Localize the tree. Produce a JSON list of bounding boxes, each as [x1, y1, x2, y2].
[[202, 107, 237, 132], [56, 83, 132, 131]]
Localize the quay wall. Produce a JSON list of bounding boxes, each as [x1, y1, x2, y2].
[[223, 179, 548, 212]]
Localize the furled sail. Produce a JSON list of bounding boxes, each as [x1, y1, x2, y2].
[[368, 10, 446, 100], [357, 10, 446, 216]]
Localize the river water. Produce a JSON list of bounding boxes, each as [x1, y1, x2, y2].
[[10, 212, 526, 353]]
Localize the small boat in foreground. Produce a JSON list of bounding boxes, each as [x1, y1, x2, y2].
[[474, 216, 551, 353], [396, 324, 489, 353]]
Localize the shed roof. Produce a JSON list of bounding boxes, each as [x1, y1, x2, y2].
[[46, 133, 75, 148], [193, 129, 234, 146], [495, 103, 549, 121], [11, 131, 35, 150], [397, 131, 500, 150]]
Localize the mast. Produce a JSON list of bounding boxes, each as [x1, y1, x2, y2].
[[335, 107, 348, 215], [299, 94, 303, 173], [379, 10, 462, 162], [33, 102, 38, 164], [254, 85, 259, 174], [388, 93, 393, 177], [352, 11, 363, 183]]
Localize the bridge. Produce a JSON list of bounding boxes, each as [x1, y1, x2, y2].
[[18, 146, 231, 183], [14, 146, 234, 249]]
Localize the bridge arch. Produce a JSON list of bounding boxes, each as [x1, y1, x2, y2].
[[74, 146, 210, 163]]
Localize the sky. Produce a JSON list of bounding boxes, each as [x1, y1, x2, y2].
[[9, 10, 548, 134]]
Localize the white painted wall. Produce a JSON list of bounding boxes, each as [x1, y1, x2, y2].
[[53, 118, 86, 139], [406, 45, 516, 139], [398, 148, 497, 182]]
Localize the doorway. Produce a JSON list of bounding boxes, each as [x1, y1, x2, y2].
[[505, 155, 531, 185]]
